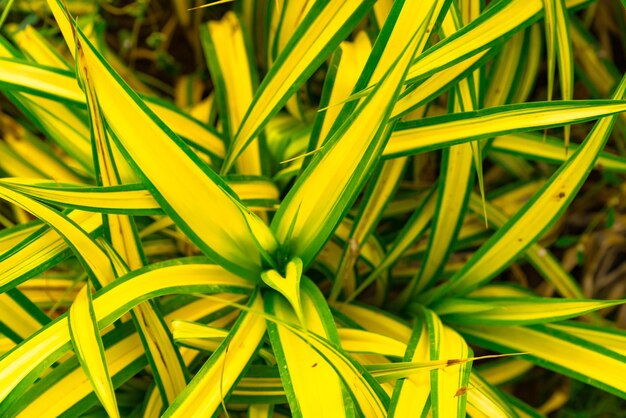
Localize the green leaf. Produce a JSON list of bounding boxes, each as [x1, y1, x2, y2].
[[222, 0, 376, 172], [465, 372, 519, 418], [0, 210, 100, 293], [202, 12, 264, 175], [388, 318, 430, 417], [435, 296, 625, 325], [261, 258, 305, 326], [542, 0, 574, 149], [490, 133, 626, 173], [163, 290, 266, 417], [423, 76, 626, 301], [47, 0, 277, 280], [385, 100, 626, 158], [271, 17, 422, 268], [265, 279, 354, 418], [69, 282, 120, 418], [0, 259, 253, 412], [460, 323, 626, 399], [423, 307, 472, 418]]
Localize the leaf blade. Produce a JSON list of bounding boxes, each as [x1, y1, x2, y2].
[[68, 283, 120, 418]]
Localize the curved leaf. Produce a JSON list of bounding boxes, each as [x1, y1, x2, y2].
[[68, 283, 119, 418]]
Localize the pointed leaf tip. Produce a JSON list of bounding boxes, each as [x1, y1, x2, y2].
[[69, 282, 120, 418]]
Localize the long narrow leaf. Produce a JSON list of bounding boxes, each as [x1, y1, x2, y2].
[[68, 283, 120, 418]]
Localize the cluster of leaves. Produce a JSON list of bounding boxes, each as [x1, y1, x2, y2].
[[0, 0, 625, 416]]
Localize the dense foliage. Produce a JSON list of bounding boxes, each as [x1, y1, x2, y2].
[[0, 0, 625, 416]]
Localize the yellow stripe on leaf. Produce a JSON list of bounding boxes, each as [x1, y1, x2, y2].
[[266, 279, 353, 417], [163, 291, 266, 417], [46, 0, 276, 280], [424, 307, 472, 418], [465, 372, 519, 418], [271, 18, 423, 267], [0, 210, 99, 292], [0, 261, 253, 409], [68, 283, 120, 418], [0, 177, 279, 214], [405, 0, 583, 83], [12, 25, 71, 69], [0, 183, 115, 287], [14, 293, 240, 417], [204, 12, 262, 174], [313, 30, 371, 150], [543, 0, 574, 150], [385, 100, 626, 158], [267, 282, 389, 417], [433, 76, 626, 299], [437, 297, 625, 325], [388, 319, 430, 417], [222, 0, 375, 172], [459, 324, 626, 398]]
